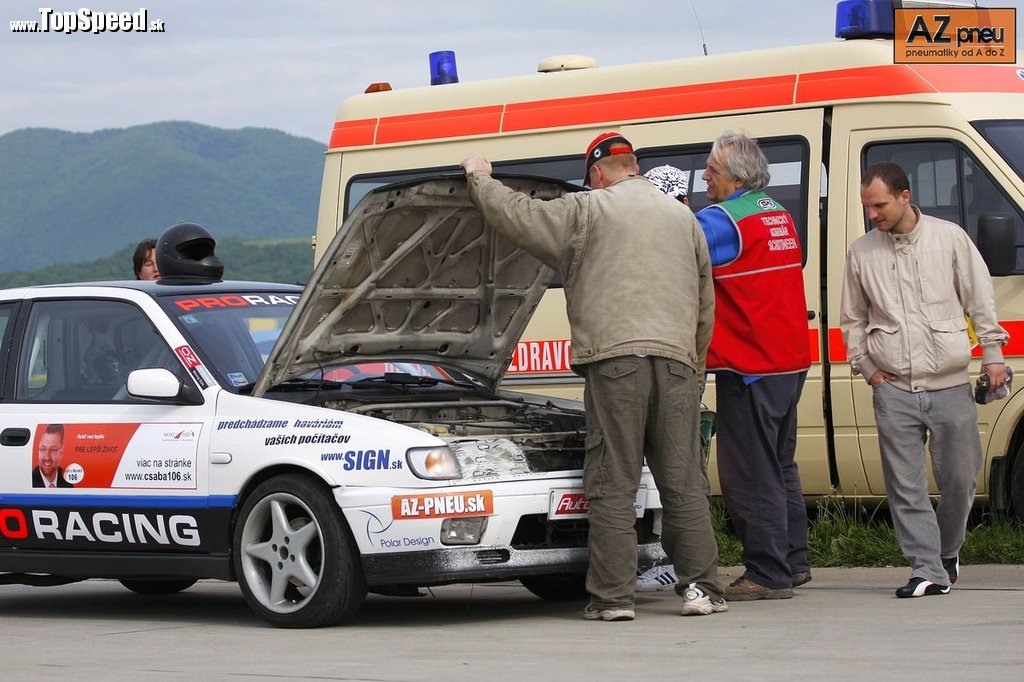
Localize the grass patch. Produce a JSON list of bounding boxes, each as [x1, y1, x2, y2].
[[712, 497, 1024, 567], [961, 515, 1024, 564], [805, 499, 904, 567], [710, 502, 743, 566]]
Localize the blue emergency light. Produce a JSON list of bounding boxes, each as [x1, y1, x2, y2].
[[429, 50, 459, 85], [835, 0, 896, 39]]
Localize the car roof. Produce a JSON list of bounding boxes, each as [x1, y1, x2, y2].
[[23, 279, 304, 298]]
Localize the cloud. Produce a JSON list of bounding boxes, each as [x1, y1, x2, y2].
[[1, 0, 1019, 141]]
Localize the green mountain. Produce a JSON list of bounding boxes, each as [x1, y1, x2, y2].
[[0, 121, 325, 272], [0, 236, 314, 288]]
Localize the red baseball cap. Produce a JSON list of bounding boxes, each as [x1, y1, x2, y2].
[[584, 132, 634, 183]]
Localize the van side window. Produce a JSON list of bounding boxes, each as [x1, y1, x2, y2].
[[345, 158, 583, 216], [640, 139, 810, 266], [346, 141, 814, 287], [346, 157, 584, 288], [864, 141, 1024, 274]]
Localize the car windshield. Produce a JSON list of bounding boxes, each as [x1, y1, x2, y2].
[[282, 360, 487, 394], [159, 290, 301, 392]]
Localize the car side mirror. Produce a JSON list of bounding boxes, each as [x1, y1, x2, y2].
[[126, 368, 204, 405], [976, 213, 1017, 277]]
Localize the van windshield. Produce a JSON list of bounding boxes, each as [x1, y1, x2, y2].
[[975, 121, 1024, 181]]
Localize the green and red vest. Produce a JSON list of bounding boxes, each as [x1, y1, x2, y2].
[[706, 191, 811, 375]]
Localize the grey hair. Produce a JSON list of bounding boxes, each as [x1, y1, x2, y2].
[[711, 130, 771, 190]]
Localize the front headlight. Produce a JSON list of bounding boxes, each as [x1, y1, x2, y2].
[[406, 445, 460, 480]]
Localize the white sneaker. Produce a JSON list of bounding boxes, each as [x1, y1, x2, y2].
[[636, 563, 678, 592], [681, 583, 729, 616], [583, 604, 635, 621]]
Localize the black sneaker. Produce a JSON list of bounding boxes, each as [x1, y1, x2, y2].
[[895, 577, 950, 598], [941, 556, 959, 584]]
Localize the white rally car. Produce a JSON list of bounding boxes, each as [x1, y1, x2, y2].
[[0, 176, 664, 627]]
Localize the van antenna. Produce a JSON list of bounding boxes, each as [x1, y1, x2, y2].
[[690, 1, 709, 56]]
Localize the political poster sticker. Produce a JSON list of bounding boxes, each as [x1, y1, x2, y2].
[[110, 424, 200, 489], [31, 423, 201, 490]]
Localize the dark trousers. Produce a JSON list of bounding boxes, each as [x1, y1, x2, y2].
[[716, 371, 809, 589], [582, 356, 721, 609]]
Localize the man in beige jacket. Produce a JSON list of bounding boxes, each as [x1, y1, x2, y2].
[[841, 161, 1009, 598]]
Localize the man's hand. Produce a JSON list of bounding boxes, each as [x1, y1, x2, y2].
[[868, 370, 897, 387], [982, 362, 1008, 388], [461, 157, 493, 176]]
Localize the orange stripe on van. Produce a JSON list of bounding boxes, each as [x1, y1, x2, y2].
[[374, 105, 504, 145], [329, 118, 378, 149], [808, 327, 821, 364], [828, 328, 848, 363], [507, 322, 1024, 377], [995, 320, 1024, 357], [910, 64, 1024, 94], [329, 63, 1023, 151], [795, 65, 934, 103], [501, 75, 796, 132], [827, 321, 1024, 364]]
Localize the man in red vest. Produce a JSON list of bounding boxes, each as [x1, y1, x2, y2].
[[696, 131, 812, 601]]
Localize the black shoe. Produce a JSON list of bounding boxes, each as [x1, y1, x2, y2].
[[895, 577, 950, 598], [941, 556, 959, 584], [792, 571, 812, 587]]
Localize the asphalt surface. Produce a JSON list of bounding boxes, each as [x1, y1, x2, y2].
[[1, 565, 1021, 681]]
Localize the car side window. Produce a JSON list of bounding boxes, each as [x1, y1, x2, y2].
[[15, 299, 180, 403], [0, 303, 15, 393]]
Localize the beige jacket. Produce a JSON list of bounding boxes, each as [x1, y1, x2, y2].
[[466, 172, 714, 374], [840, 207, 1008, 392]]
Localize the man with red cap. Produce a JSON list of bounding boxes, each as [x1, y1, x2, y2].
[[462, 133, 724, 621]]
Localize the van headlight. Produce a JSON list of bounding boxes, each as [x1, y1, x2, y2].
[[406, 445, 460, 480]]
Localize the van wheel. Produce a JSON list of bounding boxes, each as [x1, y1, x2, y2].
[[1010, 450, 1024, 522], [520, 572, 588, 601], [233, 474, 366, 628], [119, 578, 197, 595]]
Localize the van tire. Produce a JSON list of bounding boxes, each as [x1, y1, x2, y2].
[[1010, 450, 1024, 522], [233, 473, 366, 627]]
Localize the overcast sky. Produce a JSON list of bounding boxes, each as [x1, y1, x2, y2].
[[1, 1, 1021, 144]]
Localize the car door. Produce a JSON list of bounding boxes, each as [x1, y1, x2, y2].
[[0, 293, 227, 560], [0, 299, 26, 494]]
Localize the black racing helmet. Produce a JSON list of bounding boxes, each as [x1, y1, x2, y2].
[[155, 222, 224, 282]]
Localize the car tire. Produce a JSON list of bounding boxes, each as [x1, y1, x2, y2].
[[118, 578, 198, 595], [233, 473, 366, 628], [519, 572, 588, 601]]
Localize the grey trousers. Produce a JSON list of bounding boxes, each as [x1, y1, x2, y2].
[[872, 382, 982, 584], [582, 356, 721, 609]]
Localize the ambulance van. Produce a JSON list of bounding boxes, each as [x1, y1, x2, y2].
[[312, 0, 1024, 518]]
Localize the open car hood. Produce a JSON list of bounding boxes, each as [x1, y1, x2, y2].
[[253, 175, 579, 395]]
